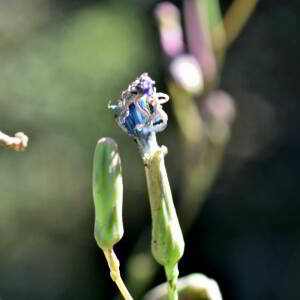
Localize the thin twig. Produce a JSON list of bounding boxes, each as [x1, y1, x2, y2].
[[0, 131, 29, 151], [103, 248, 134, 300]]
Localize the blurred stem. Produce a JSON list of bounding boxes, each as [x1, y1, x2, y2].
[[178, 140, 226, 232], [224, 0, 259, 45], [167, 82, 203, 145], [184, 0, 217, 85], [103, 248, 134, 300], [167, 83, 206, 231], [124, 231, 158, 299], [168, 84, 234, 232], [0, 131, 28, 151], [205, 0, 226, 68]]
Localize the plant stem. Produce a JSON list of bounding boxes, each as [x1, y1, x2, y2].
[[165, 263, 179, 300], [103, 248, 134, 300], [224, 0, 259, 45], [137, 135, 184, 300]]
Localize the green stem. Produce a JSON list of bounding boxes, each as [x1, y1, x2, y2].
[[138, 138, 184, 300], [165, 263, 179, 300], [103, 248, 134, 300]]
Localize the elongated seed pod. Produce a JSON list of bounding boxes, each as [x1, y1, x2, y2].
[[93, 137, 124, 249], [145, 147, 185, 268], [144, 147, 184, 300]]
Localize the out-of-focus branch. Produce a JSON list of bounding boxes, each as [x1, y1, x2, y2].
[[0, 131, 28, 151], [183, 0, 217, 85], [176, 91, 236, 232], [224, 0, 259, 45]]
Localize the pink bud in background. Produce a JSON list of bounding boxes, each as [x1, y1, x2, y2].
[[183, 0, 217, 83], [154, 2, 184, 57]]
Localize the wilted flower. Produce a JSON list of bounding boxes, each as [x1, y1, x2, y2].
[[108, 73, 169, 138]]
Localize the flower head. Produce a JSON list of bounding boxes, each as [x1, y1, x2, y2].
[[129, 73, 156, 97], [108, 73, 169, 139]]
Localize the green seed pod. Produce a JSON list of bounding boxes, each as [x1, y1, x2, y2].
[[93, 137, 124, 249], [145, 147, 185, 268]]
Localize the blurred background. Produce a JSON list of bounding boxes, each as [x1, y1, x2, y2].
[[0, 0, 299, 299]]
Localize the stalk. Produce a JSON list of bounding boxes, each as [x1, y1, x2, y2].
[[137, 136, 184, 300], [92, 138, 134, 300]]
